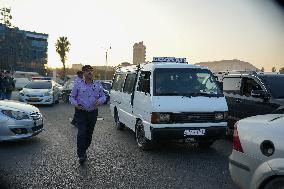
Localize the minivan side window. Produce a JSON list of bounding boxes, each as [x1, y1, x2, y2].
[[123, 73, 137, 94], [137, 71, 151, 94], [112, 74, 126, 91], [241, 78, 262, 97], [223, 77, 242, 94]]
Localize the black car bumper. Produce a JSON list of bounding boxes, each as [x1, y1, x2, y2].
[[151, 126, 227, 140]]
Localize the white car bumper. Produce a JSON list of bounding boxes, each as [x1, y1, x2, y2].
[[19, 95, 54, 105]]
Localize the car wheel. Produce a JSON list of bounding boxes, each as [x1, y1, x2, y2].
[[264, 177, 284, 189], [114, 109, 124, 130], [135, 119, 152, 150], [198, 140, 214, 148]]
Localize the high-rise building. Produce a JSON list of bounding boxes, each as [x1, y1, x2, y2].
[[0, 23, 48, 75], [133, 41, 146, 65]]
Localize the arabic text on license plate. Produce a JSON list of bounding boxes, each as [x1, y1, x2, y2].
[[29, 97, 38, 101], [184, 129, 206, 136], [35, 119, 43, 126]]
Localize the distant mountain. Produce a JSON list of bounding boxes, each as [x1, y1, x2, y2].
[[194, 59, 259, 73]]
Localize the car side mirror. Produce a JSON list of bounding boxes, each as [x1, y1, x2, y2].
[[251, 90, 269, 99]]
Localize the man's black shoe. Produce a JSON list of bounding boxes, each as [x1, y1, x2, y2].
[[79, 154, 87, 165], [71, 119, 76, 126]]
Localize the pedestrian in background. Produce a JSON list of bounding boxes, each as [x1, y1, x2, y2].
[[0, 71, 4, 100], [3, 71, 15, 100], [69, 65, 106, 164], [71, 70, 84, 127]]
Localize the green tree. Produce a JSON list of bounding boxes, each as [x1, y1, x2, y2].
[[0, 7, 12, 27], [272, 67, 277, 72], [280, 67, 284, 73], [55, 37, 71, 81], [261, 67, 265, 72]]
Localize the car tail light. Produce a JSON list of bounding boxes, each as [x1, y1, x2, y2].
[[233, 122, 244, 153]]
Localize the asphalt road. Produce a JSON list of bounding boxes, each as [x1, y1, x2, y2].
[[0, 96, 238, 189]]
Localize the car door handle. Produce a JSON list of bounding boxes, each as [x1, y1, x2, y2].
[[114, 100, 121, 104]]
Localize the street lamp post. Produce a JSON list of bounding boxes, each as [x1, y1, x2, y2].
[[104, 46, 111, 81]]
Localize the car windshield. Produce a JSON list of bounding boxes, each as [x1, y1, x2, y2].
[[259, 75, 284, 99], [154, 68, 222, 97], [25, 81, 52, 89]]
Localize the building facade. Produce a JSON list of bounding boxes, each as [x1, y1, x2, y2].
[[0, 23, 48, 75], [133, 41, 146, 65], [72, 63, 83, 70]]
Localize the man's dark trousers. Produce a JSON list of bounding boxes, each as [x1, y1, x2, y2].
[[76, 109, 98, 158]]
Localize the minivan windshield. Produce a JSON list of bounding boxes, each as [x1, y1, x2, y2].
[[154, 68, 222, 97], [25, 81, 52, 89], [259, 75, 284, 99]]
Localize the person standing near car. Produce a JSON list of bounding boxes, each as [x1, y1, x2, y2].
[[3, 71, 15, 100], [0, 71, 4, 99], [69, 65, 106, 164], [70, 70, 84, 127]]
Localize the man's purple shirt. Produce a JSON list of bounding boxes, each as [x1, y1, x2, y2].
[[74, 76, 83, 86], [69, 80, 106, 111]]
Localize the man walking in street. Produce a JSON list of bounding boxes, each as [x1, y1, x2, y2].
[[69, 65, 106, 164], [70, 70, 84, 127], [2, 71, 15, 100], [0, 71, 4, 100]]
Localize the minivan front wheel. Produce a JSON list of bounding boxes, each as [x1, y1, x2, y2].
[[135, 120, 152, 150]]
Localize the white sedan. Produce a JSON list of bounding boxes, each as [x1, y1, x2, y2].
[[19, 80, 60, 105], [0, 100, 43, 141], [229, 114, 284, 189]]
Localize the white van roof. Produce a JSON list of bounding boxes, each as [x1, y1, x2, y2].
[[115, 57, 208, 73]]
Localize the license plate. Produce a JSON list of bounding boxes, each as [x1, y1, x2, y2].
[[184, 129, 206, 136], [29, 97, 39, 101], [35, 119, 43, 126]]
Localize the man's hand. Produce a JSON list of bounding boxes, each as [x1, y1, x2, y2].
[[76, 105, 83, 110], [95, 100, 101, 107]]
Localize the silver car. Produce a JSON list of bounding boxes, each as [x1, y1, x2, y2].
[[229, 114, 284, 189], [0, 100, 43, 141]]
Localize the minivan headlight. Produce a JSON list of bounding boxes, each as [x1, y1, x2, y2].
[[151, 112, 171, 124], [1, 110, 29, 120]]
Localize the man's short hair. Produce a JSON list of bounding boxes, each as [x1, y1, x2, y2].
[[82, 65, 93, 71], [77, 71, 83, 75]]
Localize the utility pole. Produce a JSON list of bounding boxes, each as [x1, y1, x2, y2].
[[104, 46, 111, 80]]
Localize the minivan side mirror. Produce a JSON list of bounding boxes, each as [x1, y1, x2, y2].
[[251, 90, 269, 99]]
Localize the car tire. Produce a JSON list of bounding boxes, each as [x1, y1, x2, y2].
[[114, 110, 125, 130], [198, 140, 214, 148], [135, 119, 152, 150], [264, 177, 284, 189]]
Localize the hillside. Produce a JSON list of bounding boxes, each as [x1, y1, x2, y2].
[[195, 59, 259, 73]]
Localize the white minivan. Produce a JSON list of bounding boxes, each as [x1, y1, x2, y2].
[[110, 57, 228, 150]]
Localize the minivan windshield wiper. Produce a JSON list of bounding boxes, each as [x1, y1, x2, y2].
[[181, 92, 222, 98]]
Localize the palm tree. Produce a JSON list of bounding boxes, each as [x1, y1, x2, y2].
[[55, 36, 70, 81]]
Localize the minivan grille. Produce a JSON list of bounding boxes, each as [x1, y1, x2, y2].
[[171, 112, 216, 123]]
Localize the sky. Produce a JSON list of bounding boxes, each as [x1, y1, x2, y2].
[[0, 0, 284, 71]]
